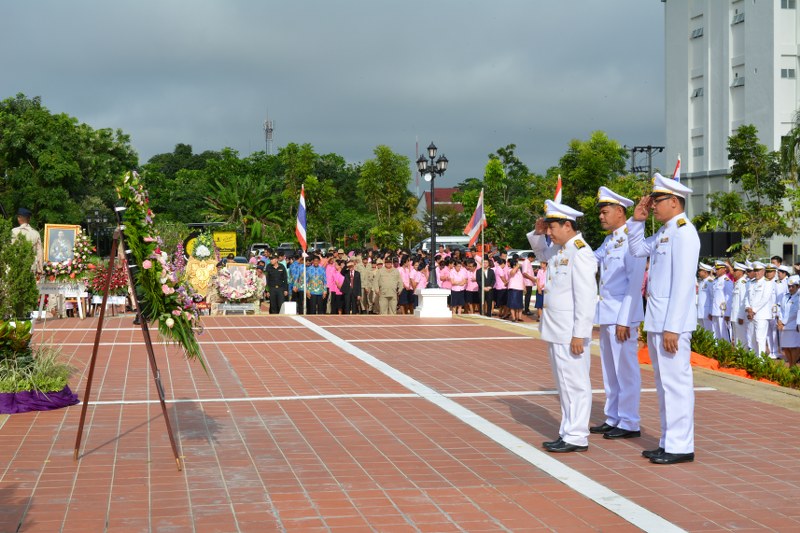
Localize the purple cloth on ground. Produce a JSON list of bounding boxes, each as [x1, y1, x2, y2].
[[0, 385, 79, 414]]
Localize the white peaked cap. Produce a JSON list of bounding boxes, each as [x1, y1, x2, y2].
[[543, 199, 583, 222], [698, 262, 714, 272], [789, 275, 800, 285], [751, 261, 766, 270], [733, 262, 748, 271], [597, 186, 634, 208], [714, 260, 728, 269], [651, 172, 693, 199], [778, 265, 793, 275]]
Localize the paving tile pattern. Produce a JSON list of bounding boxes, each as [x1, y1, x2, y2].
[[0, 315, 797, 532]]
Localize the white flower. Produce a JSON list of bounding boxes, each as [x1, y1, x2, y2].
[[165, 317, 175, 329], [195, 245, 211, 258]]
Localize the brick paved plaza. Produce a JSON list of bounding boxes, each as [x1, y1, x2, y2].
[[2, 314, 799, 532]]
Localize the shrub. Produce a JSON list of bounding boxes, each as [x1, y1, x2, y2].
[[0, 217, 38, 319]]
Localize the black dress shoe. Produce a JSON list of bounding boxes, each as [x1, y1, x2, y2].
[[542, 437, 563, 449], [650, 452, 694, 465], [641, 447, 665, 459], [603, 428, 641, 440], [589, 422, 616, 434], [546, 440, 588, 453]]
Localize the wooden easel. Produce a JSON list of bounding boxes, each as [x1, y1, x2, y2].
[[74, 208, 183, 470]]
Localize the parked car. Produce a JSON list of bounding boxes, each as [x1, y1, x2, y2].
[[248, 243, 272, 257], [276, 242, 297, 257], [507, 249, 535, 259], [309, 241, 333, 254]]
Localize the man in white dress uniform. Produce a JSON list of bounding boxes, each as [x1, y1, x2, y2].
[[744, 262, 773, 357], [708, 260, 733, 342], [697, 263, 714, 331], [589, 187, 647, 440], [627, 173, 700, 465], [729, 262, 750, 346], [528, 200, 598, 453]]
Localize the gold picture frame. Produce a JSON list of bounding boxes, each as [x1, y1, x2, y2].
[[44, 224, 81, 263]]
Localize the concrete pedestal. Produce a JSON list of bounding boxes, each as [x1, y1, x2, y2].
[[414, 288, 452, 318], [280, 301, 297, 315]]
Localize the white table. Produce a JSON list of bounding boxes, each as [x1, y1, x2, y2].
[[37, 282, 88, 319]]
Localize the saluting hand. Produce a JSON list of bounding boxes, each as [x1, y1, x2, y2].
[[633, 196, 652, 222], [534, 217, 548, 235]]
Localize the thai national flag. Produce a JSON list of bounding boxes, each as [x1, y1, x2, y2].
[[672, 154, 681, 182], [463, 188, 488, 247], [554, 174, 562, 203], [296, 185, 307, 251]]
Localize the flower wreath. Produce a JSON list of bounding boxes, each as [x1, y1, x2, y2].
[[191, 231, 216, 260], [216, 267, 265, 302], [42, 231, 97, 281], [116, 171, 205, 368]]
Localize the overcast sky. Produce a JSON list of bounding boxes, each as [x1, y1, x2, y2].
[[2, 0, 666, 189]]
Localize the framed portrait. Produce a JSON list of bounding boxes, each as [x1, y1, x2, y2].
[[44, 224, 81, 263]]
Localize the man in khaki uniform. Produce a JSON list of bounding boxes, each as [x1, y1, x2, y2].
[[11, 207, 43, 276], [375, 257, 403, 315], [369, 259, 383, 313]]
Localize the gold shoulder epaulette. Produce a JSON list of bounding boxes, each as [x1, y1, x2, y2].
[[677, 218, 687, 227], [574, 239, 586, 249]]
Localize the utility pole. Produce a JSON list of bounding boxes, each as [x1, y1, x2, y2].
[[263, 113, 274, 155], [625, 145, 664, 176]]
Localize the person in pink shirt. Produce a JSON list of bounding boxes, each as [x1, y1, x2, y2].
[[438, 257, 452, 290], [328, 260, 345, 314], [534, 261, 547, 321], [506, 256, 525, 322], [493, 257, 509, 319], [448, 260, 468, 314], [465, 259, 480, 313], [521, 255, 536, 316], [398, 255, 414, 314]]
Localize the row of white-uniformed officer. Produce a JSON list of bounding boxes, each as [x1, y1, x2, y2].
[[699, 260, 793, 359]]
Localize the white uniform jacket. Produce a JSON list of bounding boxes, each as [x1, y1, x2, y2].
[[697, 277, 713, 319], [627, 213, 700, 334], [710, 275, 733, 318], [744, 278, 774, 320], [528, 232, 598, 344], [593, 225, 646, 326], [730, 277, 749, 321], [778, 291, 799, 330]]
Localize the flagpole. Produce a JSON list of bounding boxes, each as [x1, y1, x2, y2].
[[480, 221, 485, 317], [303, 258, 307, 316]]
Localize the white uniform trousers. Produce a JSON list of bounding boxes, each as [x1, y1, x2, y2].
[[701, 317, 713, 332], [767, 319, 780, 358], [647, 332, 694, 454], [749, 319, 769, 356], [548, 340, 591, 447], [711, 316, 730, 342], [598, 324, 641, 431], [732, 319, 748, 347]]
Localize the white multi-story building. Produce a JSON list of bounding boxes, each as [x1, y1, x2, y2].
[[664, 0, 799, 259]]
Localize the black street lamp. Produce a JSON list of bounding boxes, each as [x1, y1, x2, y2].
[[416, 142, 448, 289], [86, 209, 109, 256]]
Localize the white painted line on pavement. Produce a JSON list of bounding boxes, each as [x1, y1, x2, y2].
[[290, 315, 686, 533]]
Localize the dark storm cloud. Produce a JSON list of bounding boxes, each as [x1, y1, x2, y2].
[[1, 0, 666, 187]]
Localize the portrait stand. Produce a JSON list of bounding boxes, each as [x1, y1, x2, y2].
[[74, 209, 183, 471]]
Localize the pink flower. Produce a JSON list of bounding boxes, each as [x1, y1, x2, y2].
[[143, 237, 157, 243], [161, 284, 174, 295], [172, 309, 182, 316], [142, 260, 153, 269]]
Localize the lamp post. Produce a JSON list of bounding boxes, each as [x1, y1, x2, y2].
[[86, 209, 109, 256], [416, 142, 448, 289]]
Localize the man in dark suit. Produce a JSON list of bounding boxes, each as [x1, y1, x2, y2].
[[341, 259, 362, 315], [477, 256, 496, 317]]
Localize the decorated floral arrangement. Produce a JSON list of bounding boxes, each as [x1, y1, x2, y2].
[[89, 264, 130, 296], [191, 232, 216, 260], [42, 232, 97, 282], [216, 267, 265, 302], [116, 171, 204, 367]]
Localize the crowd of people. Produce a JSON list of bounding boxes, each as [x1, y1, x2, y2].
[[235, 246, 551, 319], [694, 256, 800, 367]]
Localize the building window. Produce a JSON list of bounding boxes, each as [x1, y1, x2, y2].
[[691, 88, 704, 98], [731, 12, 745, 24], [781, 0, 796, 9], [693, 147, 704, 157], [731, 75, 745, 88], [782, 68, 797, 79], [690, 27, 704, 39]]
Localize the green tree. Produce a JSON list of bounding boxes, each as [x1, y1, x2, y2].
[[0, 93, 138, 224], [552, 131, 629, 247], [358, 145, 414, 247], [698, 125, 788, 257], [0, 218, 38, 319]]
